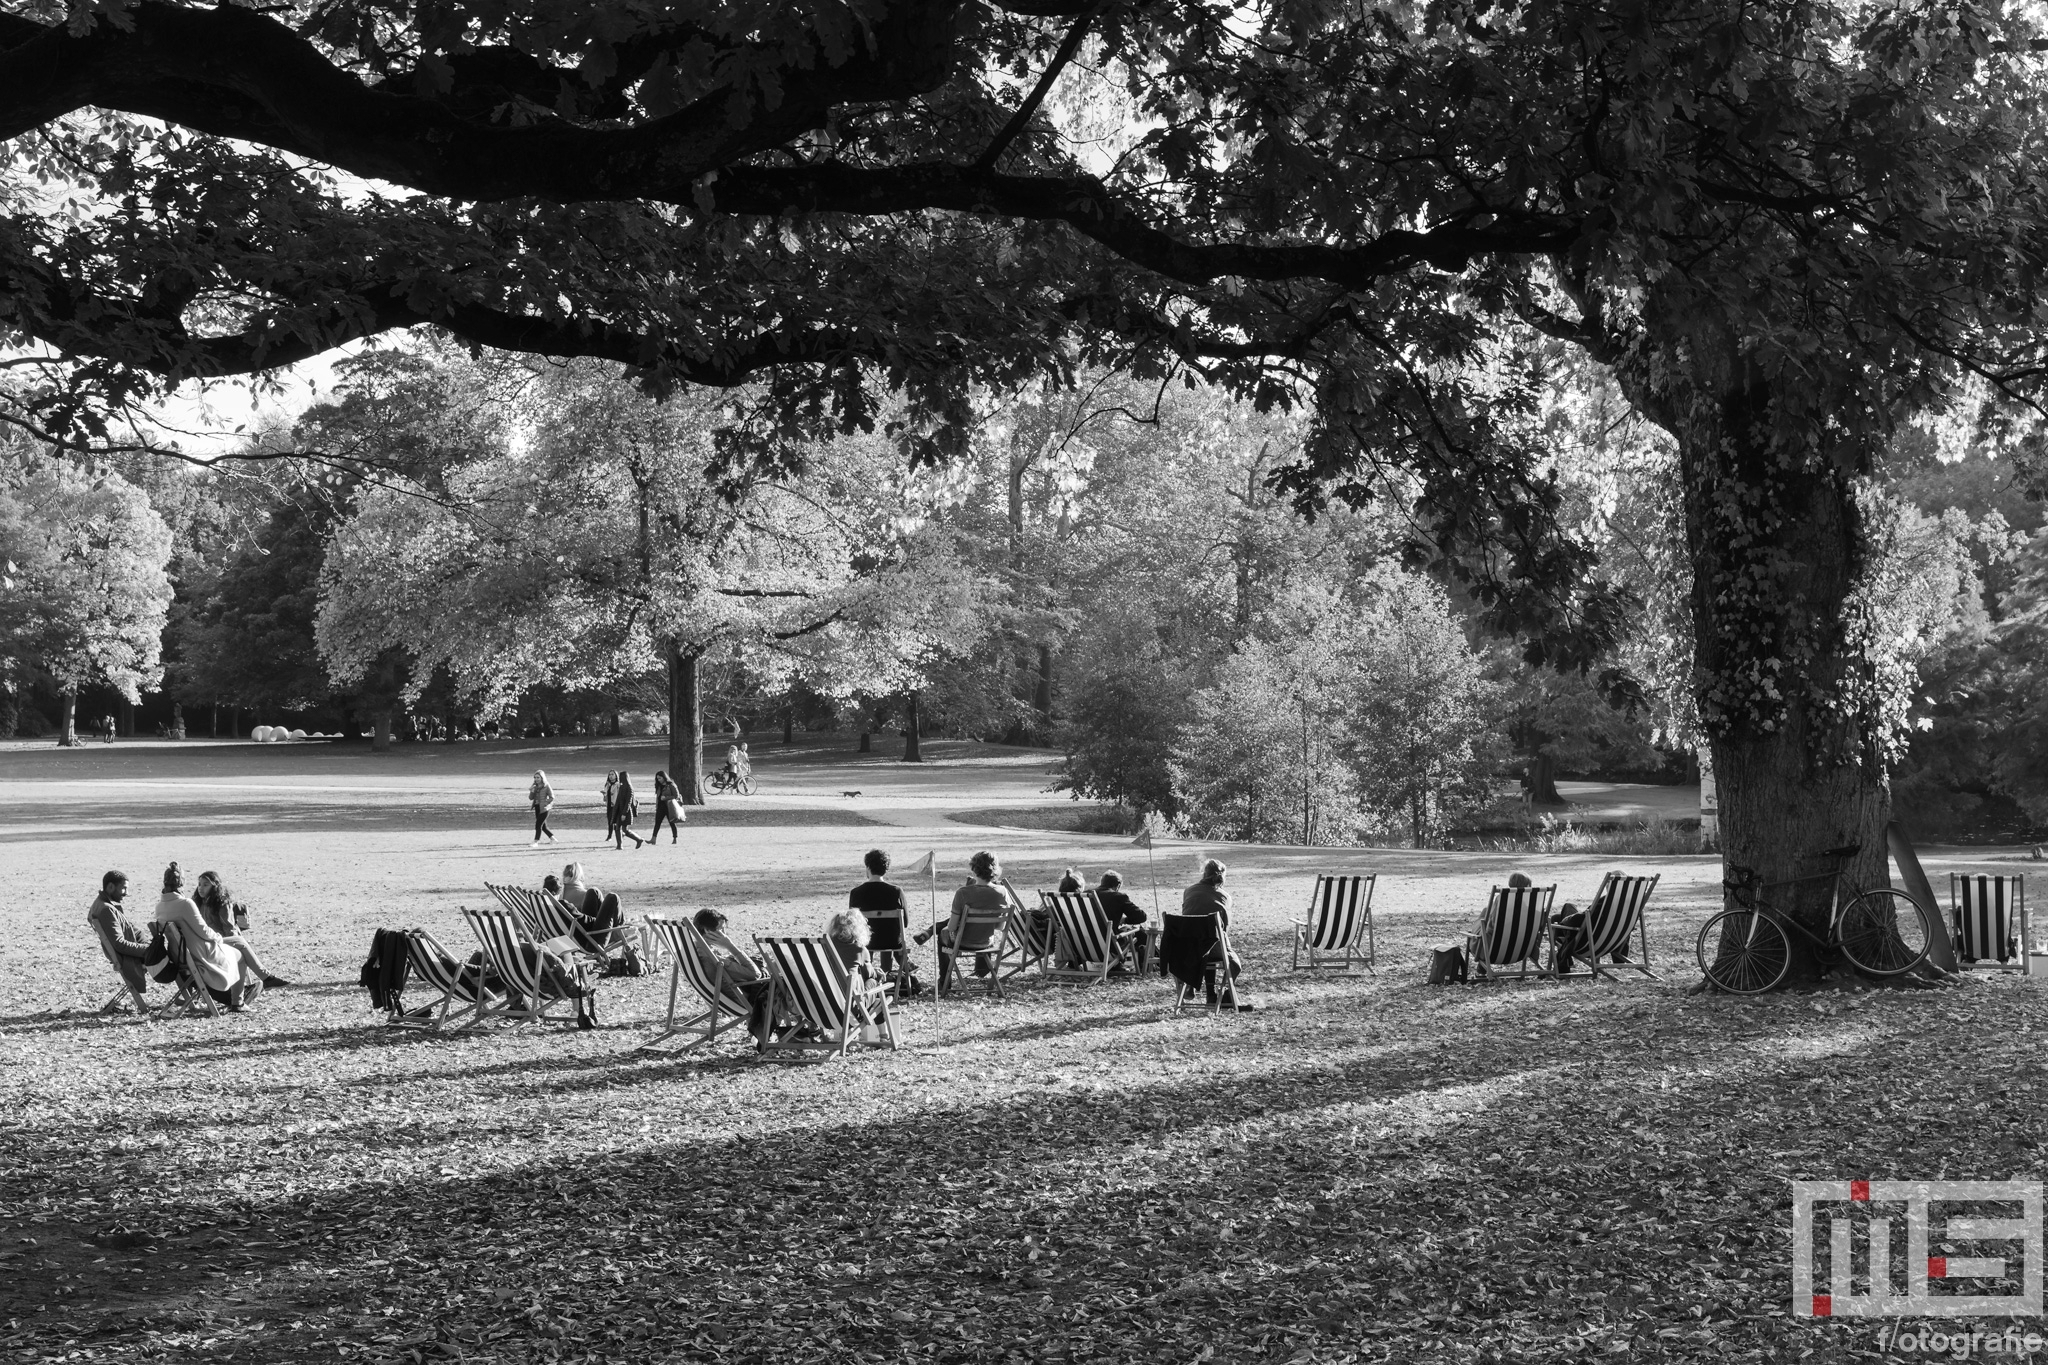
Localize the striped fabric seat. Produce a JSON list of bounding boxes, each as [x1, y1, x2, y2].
[[391, 927, 497, 1030], [640, 916, 758, 1051], [1951, 875, 2029, 974], [483, 882, 551, 938], [1547, 873, 1661, 981], [1467, 885, 1556, 982], [463, 906, 590, 1025], [1291, 874, 1378, 972], [1043, 890, 1138, 985], [996, 893, 1051, 982], [754, 936, 897, 1058]]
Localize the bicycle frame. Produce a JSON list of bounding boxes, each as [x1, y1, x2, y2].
[[1727, 866, 1855, 950]]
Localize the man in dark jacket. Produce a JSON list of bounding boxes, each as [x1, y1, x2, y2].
[[1095, 871, 1150, 971], [88, 870, 151, 1012]]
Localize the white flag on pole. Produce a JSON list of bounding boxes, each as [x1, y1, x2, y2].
[[1129, 828, 1153, 849], [905, 850, 936, 876]]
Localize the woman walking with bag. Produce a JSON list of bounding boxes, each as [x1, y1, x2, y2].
[[649, 769, 686, 844], [600, 771, 620, 844], [611, 771, 646, 849], [529, 769, 556, 845]]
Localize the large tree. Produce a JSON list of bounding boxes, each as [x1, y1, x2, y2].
[[5, 0, 2047, 977]]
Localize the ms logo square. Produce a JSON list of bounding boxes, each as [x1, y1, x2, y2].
[[1792, 1179, 2043, 1318]]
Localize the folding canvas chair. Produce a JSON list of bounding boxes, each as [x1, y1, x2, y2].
[[640, 916, 759, 1051], [91, 918, 150, 1015], [159, 922, 220, 1017], [389, 928, 498, 1030], [1042, 891, 1140, 985], [1951, 874, 2030, 974], [937, 904, 1010, 998], [1291, 874, 1378, 973], [462, 906, 593, 1025], [490, 882, 640, 974], [1544, 872, 1660, 981], [1466, 884, 1556, 982], [1158, 913, 1239, 1014], [855, 902, 918, 996], [484, 882, 551, 938], [997, 900, 1053, 981], [754, 935, 898, 1058]]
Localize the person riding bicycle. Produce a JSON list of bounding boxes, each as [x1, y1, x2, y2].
[[714, 742, 753, 791]]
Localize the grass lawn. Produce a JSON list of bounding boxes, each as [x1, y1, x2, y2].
[[1, 735, 2040, 1363]]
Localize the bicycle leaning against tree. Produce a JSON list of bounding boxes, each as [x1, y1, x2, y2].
[[1695, 843, 1932, 994]]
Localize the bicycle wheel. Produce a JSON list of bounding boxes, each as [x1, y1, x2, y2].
[[1697, 909, 1793, 994], [1836, 888, 1933, 977], [737, 774, 755, 795]]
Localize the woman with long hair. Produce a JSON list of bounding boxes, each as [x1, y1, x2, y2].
[[528, 769, 556, 845], [600, 771, 620, 844], [154, 863, 261, 1010], [612, 771, 645, 849], [194, 870, 290, 989], [649, 769, 685, 844]]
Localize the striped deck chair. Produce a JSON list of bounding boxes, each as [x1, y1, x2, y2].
[[1465, 884, 1556, 982], [483, 882, 551, 937], [938, 903, 1011, 998], [997, 892, 1053, 981], [1951, 875, 2030, 974], [1291, 874, 1378, 973], [160, 922, 221, 1017], [1043, 890, 1139, 985], [1545, 873, 1660, 981], [754, 935, 898, 1058], [390, 928, 498, 1030], [462, 906, 594, 1026], [640, 915, 759, 1051]]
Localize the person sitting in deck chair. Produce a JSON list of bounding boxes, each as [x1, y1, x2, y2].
[[825, 909, 878, 978], [691, 909, 781, 1039], [849, 850, 913, 983], [559, 863, 591, 914], [154, 862, 262, 1011], [1096, 870, 1150, 972], [1181, 859, 1245, 984], [917, 851, 1010, 982], [1549, 884, 1633, 974], [194, 871, 291, 989], [89, 870, 152, 1013]]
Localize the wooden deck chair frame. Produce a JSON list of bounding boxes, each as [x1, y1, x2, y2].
[[389, 927, 497, 1030], [937, 905, 1010, 998], [639, 916, 758, 1051], [855, 903, 918, 996], [1544, 873, 1661, 981], [92, 919, 150, 1015], [754, 935, 898, 1058], [463, 906, 591, 1025], [1466, 885, 1556, 983], [159, 921, 220, 1017], [1158, 913, 1239, 1015], [1291, 874, 1378, 973], [1950, 874, 2031, 975], [996, 901, 1052, 981], [1042, 890, 1139, 985], [486, 881, 637, 972]]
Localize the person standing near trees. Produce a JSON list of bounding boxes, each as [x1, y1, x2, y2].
[[528, 769, 556, 846], [611, 771, 645, 849], [648, 769, 684, 844]]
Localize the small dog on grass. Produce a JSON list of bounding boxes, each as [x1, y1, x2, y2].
[[842, 790, 862, 798]]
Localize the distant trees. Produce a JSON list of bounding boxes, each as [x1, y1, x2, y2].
[[0, 458, 174, 744]]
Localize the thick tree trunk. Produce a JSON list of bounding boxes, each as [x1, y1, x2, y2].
[[1528, 753, 1566, 806], [1630, 343, 1892, 984], [371, 709, 393, 752], [609, 710, 621, 738], [782, 707, 794, 745], [210, 700, 219, 738], [60, 687, 78, 747], [119, 697, 133, 738], [1033, 643, 1054, 726], [667, 643, 706, 804], [858, 728, 870, 753], [902, 690, 922, 763]]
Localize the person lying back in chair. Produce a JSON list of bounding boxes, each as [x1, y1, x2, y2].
[[692, 908, 778, 1039], [89, 870, 152, 1013], [1096, 870, 1150, 972]]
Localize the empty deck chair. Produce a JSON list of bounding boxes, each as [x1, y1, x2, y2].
[[1043, 890, 1140, 985], [1545, 873, 1661, 981], [1951, 874, 2030, 974], [997, 899, 1053, 981], [462, 906, 595, 1026], [390, 928, 498, 1030], [1158, 912, 1240, 1014], [483, 882, 551, 938], [754, 935, 898, 1058], [640, 915, 760, 1051], [1466, 884, 1556, 982], [1291, 874, 1378, 972]]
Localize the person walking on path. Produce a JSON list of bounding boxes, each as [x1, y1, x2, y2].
[[529, 769, 556, 845], [649, 769, 685, 844], [612, 771, 646, 849], [601, 771, 620, 844]]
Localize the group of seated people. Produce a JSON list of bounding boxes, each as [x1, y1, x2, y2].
[[90, 862, 292, 1014]]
